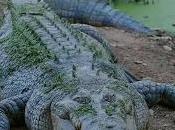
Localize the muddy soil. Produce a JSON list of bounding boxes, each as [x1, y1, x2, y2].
[[97, 27, 175, 130]]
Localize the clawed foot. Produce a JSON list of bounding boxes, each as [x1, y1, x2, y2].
[[133, 80, 175, 107]]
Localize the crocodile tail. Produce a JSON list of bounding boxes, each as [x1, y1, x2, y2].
[[0, 91, 32, 129], [0, 112, 9, 130], [44, 0, 152, 33], [101, 6, 152, 33], [82, 1, 152, 33], [132, 80, 175, 107]]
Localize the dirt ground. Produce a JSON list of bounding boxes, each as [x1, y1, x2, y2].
[[97, 27, 175, 83], [97, 27, 175, 130]]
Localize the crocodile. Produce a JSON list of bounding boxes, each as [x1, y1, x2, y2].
[[0, 1, 175, 130], [43, 0, 153, 34]]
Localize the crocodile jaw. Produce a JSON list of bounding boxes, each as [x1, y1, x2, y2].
[[50, 85, 138, 130], [51, 113, 137, 130]]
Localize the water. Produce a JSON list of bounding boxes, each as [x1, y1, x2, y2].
[[111, 0, 175, 33]]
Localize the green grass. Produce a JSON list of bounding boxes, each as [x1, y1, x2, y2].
[[0, 9, 4, 27], [5, 22, 54, 68], [0, 17, 3, 27], [0, 0, 7, 27], [2, 7, 55, 73], [112, 0, 175, 33], [74, 104, 96, 117], [0, 65, 2, 79]]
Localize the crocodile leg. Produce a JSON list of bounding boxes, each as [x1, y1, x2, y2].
[[0, 91, 32, 129], [132, 80, 175, 107], [51, 98, 78, 130], [25, 90, 56, 130]]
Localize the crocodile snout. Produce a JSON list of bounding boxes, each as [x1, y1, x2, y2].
[[105, 117, 125, 129]]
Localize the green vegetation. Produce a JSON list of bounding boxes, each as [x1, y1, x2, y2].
[[5, 22, 54, 67], [15, 3, 45, 15], [0, 65, 2, 79], [44, 74, 77, 93], [111, 0, 175, 33], [2, 6, 54, 73], [105, 102, 117, 116], [105, 101, 126, 119], [88, 43, 103, 58], [0, 17, 3, 27], [0, 0, 7, 27], [41, 63, 78, 93], [74, 104, 96, 117]]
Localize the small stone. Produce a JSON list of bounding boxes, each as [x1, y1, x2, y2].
[[163, 123, 170, 127], [149, 109, 154, 116], [142, 63, 147, 66], [133, 47, 139, 51], [110, 43, 117, 47], [150, 45, 155, 48], [168, 41, 174, 46], [121, 30, 125, 33], [171, 59, 175, 66], [165, 114, 170, 118], [143, 77, 153, 80], [134, 60, 143, 64], [162, 36, 172, 41], [152, 36, 172, 41], [163, 45, 172, 51], [134, 60, 147, 66], [172, 23, 175, 27]]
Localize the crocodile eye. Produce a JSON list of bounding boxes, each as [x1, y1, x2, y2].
[[21, 88, 30, 94], [73, 96, 91, 104], [103, 94, 116, 102]]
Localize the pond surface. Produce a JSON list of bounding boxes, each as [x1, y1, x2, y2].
[[111, 0, 175, 33]]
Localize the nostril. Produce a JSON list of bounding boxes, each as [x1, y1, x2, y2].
[[107, 125, 114, 128], [103, 94, 116, 102], [73, 96, 91, 104], [106, 123, 115, 128], [105, 118, 118, 128], [104, 117, 126, 130]]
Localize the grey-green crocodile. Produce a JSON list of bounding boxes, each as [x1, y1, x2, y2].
[[43, 0, 153, 33], [0, 1, 174, 130]]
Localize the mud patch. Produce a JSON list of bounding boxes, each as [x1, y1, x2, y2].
[[97, 27, 175, 130], [97, 27, 175, 83]]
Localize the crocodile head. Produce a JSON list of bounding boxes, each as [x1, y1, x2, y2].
[[51, 80, 138, 130]]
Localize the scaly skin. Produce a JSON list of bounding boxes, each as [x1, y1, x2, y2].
[[43, 0, 153, 33], [0, 10, 12, 40], [0, 1, 174, 130]]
